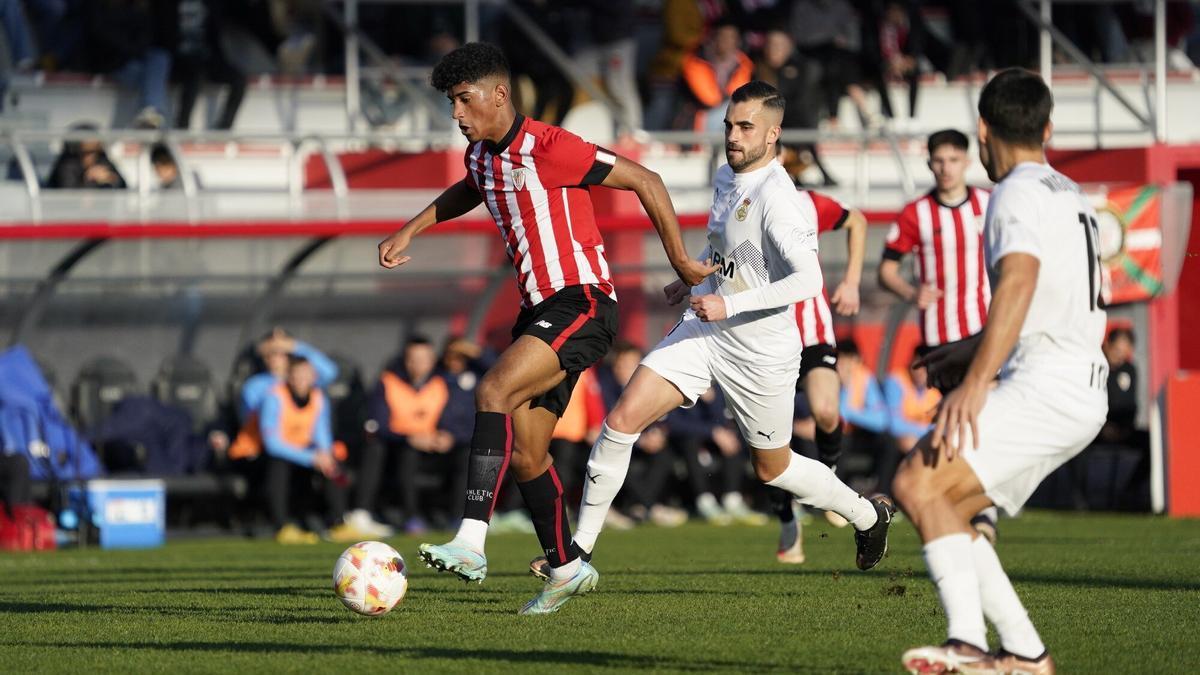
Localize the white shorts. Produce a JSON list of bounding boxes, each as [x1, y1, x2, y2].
[[963, 368, 1107, 516], [640, 314, 798, 450]]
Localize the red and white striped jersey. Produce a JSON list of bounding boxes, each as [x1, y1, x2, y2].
[[883, 187, 991, 347], [463, 115, 618, 308], [795, 190, 850, 349]]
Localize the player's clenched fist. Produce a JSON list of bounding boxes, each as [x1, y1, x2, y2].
[[377, 231, 413, 269], [689, 294, 727, 322], [663, 279, 690, 306]]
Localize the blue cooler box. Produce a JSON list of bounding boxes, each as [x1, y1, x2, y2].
[[70, 479, 166, 549]]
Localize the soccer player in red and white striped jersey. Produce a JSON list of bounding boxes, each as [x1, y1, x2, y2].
[[773, 190, 869, 563], [877, 128, 1000, 545], [879, 129, 991, 349], [377, 43, 715, 612]]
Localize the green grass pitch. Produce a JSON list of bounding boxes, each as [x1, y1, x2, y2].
[[0, 511, 1196, 673]]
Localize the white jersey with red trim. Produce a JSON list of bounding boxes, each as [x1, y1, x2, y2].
[[884, 187, 991, 347], [463, 115, 618, 308]]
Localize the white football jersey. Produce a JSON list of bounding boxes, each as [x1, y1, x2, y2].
[[985, 162, 1107, 375], [686, 161, 821, 365]]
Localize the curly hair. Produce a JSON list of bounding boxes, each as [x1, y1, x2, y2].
[[430, 42, 510, 93]]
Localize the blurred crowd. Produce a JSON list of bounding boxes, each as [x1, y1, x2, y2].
[[0, 319, 1146, 544], [2, 1, 1200, 139]]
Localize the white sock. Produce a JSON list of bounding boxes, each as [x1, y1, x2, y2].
[[722, 492, 747, 511], [764, 452, 878, 531], [573, 422, 639, 553], [924, 533, 988, 650], [549, 557, 582, 582], [452, 518, 489, 553], [972, 536, 1046, 658]]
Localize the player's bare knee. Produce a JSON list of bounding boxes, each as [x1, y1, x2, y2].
[[474, 375, 515, 413], [750, 450, 787, 483], [811, 401, 840, 432], [891, 467, 925, 513], [605, 405, 644, 436]]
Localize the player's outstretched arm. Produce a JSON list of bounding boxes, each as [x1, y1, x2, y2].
[[933, 252, 1039, 458], [378, 179, 482, 268], [830, 208, 867, 315], [601, 156, 718, 286]]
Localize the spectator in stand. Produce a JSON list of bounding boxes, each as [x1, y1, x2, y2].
[[151, 143, 182, 190], [502, 0, 574, 125], [83, 0, 171, 128], [166, 0, 247, 130], [22, 0, 85, 72], [835, 339, 889, 500], [670, 386, 765, 526], [1120, 1, 1196, 70], [788, 0, 873, 127], [577, 0, 643, 133], [643, 0, 712, 130], [366, 336, 455, 534], [1099, 328, 1139, 448], [259, 355, 354, 544], [755, 29, 835, 186], [681, 20, 753, 132], [1087, 326, 1149, 509], [861, 0, 928, 121], [237, 328, 338, 422], [882, 346, 941, 499], [0, 0, 35, 107], [884, 347, 941, 454], [46, 123, 126, 189]]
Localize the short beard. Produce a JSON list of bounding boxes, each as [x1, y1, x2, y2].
[[727, 142, 768, 172]]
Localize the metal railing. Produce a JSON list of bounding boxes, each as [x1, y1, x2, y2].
[[1024, 0, 1169, 142]]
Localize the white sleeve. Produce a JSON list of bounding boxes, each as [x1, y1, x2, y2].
[[722, 194, 822, 318], [723, 250, 822, 317], [987, 182, 1042, 262]]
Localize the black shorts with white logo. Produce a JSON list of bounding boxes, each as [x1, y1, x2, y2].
[[799, 343, 839, 380], [511, 284, 618, 416]]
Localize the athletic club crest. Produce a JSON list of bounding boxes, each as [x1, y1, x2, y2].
[[512, 168, 526, 191], [735, 198, 751, 221]]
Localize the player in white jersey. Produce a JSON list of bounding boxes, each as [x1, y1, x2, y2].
[[528, 82, 894, 609], [895, 69, 1107, 675]]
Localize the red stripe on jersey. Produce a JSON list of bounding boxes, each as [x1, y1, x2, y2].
[[505, 132, 555, 304], [564, 184, 615, 297], [551, 285, 598, 351], [486, 150, 529, 307], [509, 132, 563, 301], [545, 183, 582, 287], [950, 206, 969, 341], [929, 204, 948, 345]]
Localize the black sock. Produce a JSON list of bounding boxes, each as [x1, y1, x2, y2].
[[517, 465, 577, 568], [815, 423, 843, 468], [769, 487, 795, 524], [462, 411, 512, 523]]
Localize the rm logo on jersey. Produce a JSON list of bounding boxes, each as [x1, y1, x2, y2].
[[512, 168, 526, 191], [735, 198, 751, 221]]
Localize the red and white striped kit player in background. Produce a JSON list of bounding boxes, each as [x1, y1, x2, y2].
[[377, 43, 716, 615], [880, 129, 991, 350], [771, 188, 870, 564], [877, 128, 1000, 545]]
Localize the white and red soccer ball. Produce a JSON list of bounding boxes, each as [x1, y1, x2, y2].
[[332, 541, 409, 616]]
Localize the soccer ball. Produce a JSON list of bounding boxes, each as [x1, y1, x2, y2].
[[332, 541, 408, 616]]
